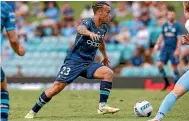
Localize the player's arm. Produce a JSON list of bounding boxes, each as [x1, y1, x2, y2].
[[99, 41, 109, 66], [174, 36, 182, 55], [5, 6, 25, 56], [153, 34, 163, 52], [6, 30, 25, 56], [174, 24, 183, 56], [77, 25, 100, 41], [77, 19, 100, 41]]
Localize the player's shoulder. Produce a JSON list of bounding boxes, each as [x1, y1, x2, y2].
[[81, 18, 93, 24], [174, 21, 182, 27], [162, 22, 168, 27], [1, 2, 13, 12], [80, 18, 93, 27]]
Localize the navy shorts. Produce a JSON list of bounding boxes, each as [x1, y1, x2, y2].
[[1, 68, 5, 82], [55, 60, 103, 84], [159, 50, 179, 65]]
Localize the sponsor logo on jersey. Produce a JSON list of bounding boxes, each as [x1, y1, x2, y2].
[[87, 40, 101, 47], [165, 32, 175, 37], [9, 12, 15, 22]]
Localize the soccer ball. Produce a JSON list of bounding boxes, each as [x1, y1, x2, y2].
[[134, 100, 153, 117]]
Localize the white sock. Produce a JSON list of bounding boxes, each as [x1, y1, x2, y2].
[[99, 102, 107, 109]]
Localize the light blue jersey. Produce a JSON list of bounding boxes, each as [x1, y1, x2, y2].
[[1, 1, 16, 31], [1, 1, 16, 82]]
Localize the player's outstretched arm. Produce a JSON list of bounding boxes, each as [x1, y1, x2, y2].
[[77, 25, 100, 41], [7, 30, 25, 56], [99, 41, 109, 66]]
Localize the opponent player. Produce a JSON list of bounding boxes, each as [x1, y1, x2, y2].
[[153, 6, 182, 90], [25, 2, 120, 119], [148, 2, 189, 121], [1, 2, 25, 121]]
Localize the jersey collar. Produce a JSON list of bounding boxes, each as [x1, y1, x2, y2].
[[167, 20, 176, 26]]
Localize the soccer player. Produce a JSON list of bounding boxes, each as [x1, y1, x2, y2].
[[153, 6, 182, 90], [25, 2, 120, 119], [1, 2, 25, 121], [148, 2, 189, 121]]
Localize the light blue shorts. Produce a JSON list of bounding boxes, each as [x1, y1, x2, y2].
[[176, 70, 189, 91]]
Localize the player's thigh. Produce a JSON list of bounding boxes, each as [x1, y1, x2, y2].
[[1, 68, 7, 91], [175, 70, 189, 97], [158, 51, 168, 66], [88, 62, 113, 81], [84, 62, 103, 79], [55, 62, 85, 84]]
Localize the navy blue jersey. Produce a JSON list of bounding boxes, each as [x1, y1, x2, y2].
[[65, 18, 108, 62], [1, 1, 16, 32], [161, 21, 182, 51]]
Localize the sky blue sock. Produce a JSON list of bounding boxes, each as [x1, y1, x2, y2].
[[155, 93, 177, 120]]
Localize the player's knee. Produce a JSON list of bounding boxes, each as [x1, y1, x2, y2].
[[1, 78, 8, 91], [103, 69, 113, 81], [157, 62, 163, 69], [172, 65, 178, 71]]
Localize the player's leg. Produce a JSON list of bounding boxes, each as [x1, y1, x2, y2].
[[25, 62, 84, 118], [172, 64, 180, 83], [157, 51, 170, 90], [148, 71, 189, 121], [25, 81, 67, 119], [170, 54, 180, 83], [157, 61, 170, 90], [85, 62, 120, 114], [1, 68, 9, 121]]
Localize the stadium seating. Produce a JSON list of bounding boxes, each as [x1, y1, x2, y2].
[[120, 66, 174, 77], [2, 34, 175, 77]]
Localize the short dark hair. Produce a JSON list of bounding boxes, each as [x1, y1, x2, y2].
[[92, 2, 110, 14], [167, 6, 175, 12]]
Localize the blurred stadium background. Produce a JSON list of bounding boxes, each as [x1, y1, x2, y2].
[[1, 1, 189, 90]]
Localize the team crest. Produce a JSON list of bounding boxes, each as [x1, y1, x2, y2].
[[171, 28, 176, 32], [164, 27, 168, 32]]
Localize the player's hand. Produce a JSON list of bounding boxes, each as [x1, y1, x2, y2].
[[18, 45, 25, 56], [174, 49, 179, 57], [89, 32, 100, 41], [182, 35, 189, 45], [101, 56, 110, 66], [152, 44, 159, 54]]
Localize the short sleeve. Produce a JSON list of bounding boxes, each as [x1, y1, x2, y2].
[[80, 18, 91, 29], [5, 6, 16, 31], [176, 23, 183, 36]]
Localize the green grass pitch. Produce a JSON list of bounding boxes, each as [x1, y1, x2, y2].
[[9, 89, 188, 121]]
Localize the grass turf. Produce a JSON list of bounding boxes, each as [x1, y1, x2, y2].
[[9, 89, 189, 121]]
